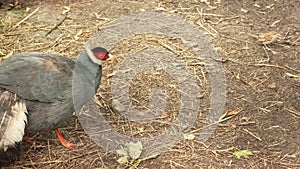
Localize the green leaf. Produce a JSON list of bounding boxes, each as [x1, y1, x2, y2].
[[116, 148, 129, 157], [125, 141, 143, 160], [233, 150, 253, 159], [116, 141, 143, 164], [117, 156, 129, 164]]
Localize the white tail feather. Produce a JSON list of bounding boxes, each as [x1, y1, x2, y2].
[[0, 92, 27, 152]]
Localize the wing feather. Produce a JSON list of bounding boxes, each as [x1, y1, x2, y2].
[[0, 52, 74, 102]]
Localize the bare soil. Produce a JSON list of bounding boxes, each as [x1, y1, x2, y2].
[[0, 0, 299, 168]]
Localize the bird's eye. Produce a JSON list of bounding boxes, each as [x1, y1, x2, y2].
[[95, 52, 109, 60]]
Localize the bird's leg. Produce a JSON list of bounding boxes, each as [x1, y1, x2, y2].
[[24, 132, 39, 143], [55, 129, 83, 148]]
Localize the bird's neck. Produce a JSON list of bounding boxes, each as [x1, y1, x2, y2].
[[76, 51, 102, 88], [76, 51, 101, 75]]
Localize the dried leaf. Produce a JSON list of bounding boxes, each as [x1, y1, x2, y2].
[[4, 51, 13, 59], [62, 6, 71, 15], [241, 8, 248, 13], [254, 3, 260, 8], [267, 82, 276, 89], [220, 109, 241, 120], [257, 31, 279, 44], [271, 20, 280, 27], [241, 117, 251, 121], [183, 133, 195, 140], [265, 4, 274, 9], [155, 7, 167, 11], [0, 51, 13, 62], [120, 68, 133, 73], [74, 30, 83, 41], [107, 70, 117, 77], [161, 111, 169, 117]]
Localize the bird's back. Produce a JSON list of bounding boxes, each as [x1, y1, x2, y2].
[[0, 52, 75, 102], [0, 52, 76, 131], [0, 52, 102, 131]]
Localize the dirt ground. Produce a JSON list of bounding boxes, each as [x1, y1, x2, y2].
[[0, 0, 299, 168]]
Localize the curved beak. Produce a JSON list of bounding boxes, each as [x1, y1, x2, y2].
[[107, 54, 117, 61]]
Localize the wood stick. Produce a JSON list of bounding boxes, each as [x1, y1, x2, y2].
[[14, 7, 40, 28]]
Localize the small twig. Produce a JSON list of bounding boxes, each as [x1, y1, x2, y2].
[[196, 21, 217, 38], [263, 43, 276, 54], [190, 111, 239, 134], [196, 8, 223, 17], [237, 121, 256, 126], [292, 37, 300, 46], [243, 128, 262, 141], [14, 7, 40, 28], [46, 15, 68, 36], [253, 76, 270, 89], [3, 33, 22, 36], [96, 95, 115, 115], [220, 34, 254, 44], [261, 45, 270, 62], [284, 65, 300, 73], [252, 63, 286, 69], [200, 67, 208, 84], [259, 107, 271, 113], [284, 107, 300, 117], [203, 147, 234, 156], [253, 63, 300, 74]]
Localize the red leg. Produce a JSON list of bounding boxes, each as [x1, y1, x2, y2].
[[55, 129, 83, 148], [24, 133, 39, 143]]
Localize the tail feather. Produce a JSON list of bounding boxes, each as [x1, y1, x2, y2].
[[0, 142, 21, 167], [0, 90, 27, 166]]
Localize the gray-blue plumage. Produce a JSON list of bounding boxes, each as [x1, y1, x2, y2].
[[0, 47, 109, 166], [0, 51, 101, 131]]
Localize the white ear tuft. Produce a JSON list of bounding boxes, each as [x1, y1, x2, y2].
[[85, 46, 102, 65]]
